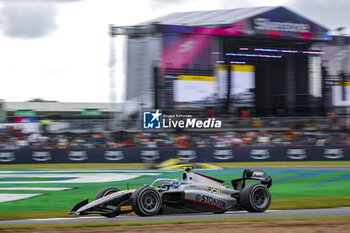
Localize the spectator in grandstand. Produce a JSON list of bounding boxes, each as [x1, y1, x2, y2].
[[0, 126, 348, 149]]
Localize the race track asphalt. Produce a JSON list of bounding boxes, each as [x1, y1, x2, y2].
[[1, 207, 350, 226]]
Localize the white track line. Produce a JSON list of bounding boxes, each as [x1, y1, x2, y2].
[[0, 187, 71, 191], [31, 216, 104, 221], [0, 193, 42, 203]]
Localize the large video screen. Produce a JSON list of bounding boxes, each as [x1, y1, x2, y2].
[[332, 82, 350, 106], [174, 75, 216, 109], [216, 64, 255, 107]]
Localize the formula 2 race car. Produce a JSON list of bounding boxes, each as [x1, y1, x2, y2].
[[68, 168, 272, 217]]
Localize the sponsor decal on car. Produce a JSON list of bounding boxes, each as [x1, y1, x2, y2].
[[194, 194, 225, 208], [120, 205, 132, 211], [252, 171, 265, 177], [207, 186, 222, 196]]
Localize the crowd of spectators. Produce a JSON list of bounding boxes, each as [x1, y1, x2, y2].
[[0, 126, 349, 149]]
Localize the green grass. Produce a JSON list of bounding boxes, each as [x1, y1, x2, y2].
[[217, 161, 350, 167], [0, 167, 349, 220], [0, 210, 73, 220], [271, 196, 350, 209], [1, 216, 350, 230], [270, 170, 350, 198]]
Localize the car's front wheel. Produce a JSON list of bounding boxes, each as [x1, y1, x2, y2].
[[239, 183, 271, 212], [132, 186, 162, 216], [95, 187, 120, 218]]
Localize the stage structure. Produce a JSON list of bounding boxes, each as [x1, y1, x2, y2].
[[110, 6, 333, 117]]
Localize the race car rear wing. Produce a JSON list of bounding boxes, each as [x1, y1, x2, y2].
[[231, 169, 272, 191]]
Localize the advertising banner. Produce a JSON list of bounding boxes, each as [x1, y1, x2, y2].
[[156, 7, 329, 41], [249, 7, 329, 40], [162, 33, 213, 70], [0, 146, 349, 164]]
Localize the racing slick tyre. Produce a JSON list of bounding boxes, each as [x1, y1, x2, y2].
[[95, 187, 120, 218], [239, 183, 271, 213], [132, 186, 162, 216]]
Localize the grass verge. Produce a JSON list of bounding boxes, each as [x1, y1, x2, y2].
[[0, 216, 350, 230], [0, 210, 73, 221], [270, 196, 350, 209], [216, 161, 350, 167]]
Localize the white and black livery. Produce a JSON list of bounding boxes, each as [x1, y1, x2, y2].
[[68, 169, 272, 217]]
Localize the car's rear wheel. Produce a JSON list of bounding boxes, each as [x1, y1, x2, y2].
[[239, 183, 271, 212], [132, 186, 162, 216], [95, 187, 120, 218]]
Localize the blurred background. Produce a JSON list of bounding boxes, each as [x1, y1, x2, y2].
[[0, 0, 349, 225], [0, 1, 349, 154]]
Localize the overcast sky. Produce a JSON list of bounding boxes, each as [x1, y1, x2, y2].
[[0, 0, 349, 103]]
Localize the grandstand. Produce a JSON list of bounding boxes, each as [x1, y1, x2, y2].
[[0, 6, 349, 164]]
